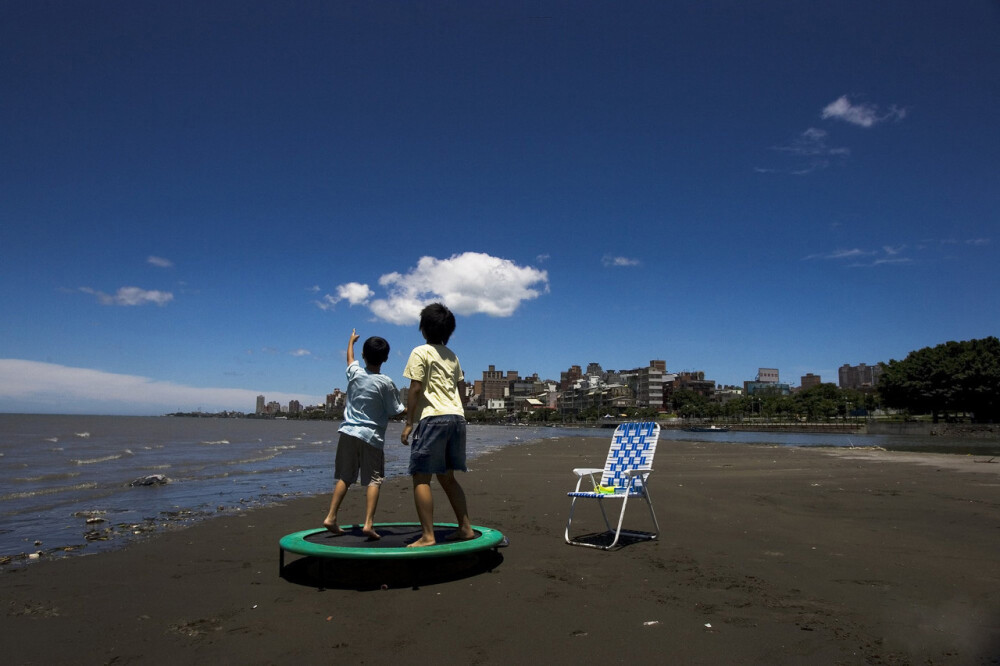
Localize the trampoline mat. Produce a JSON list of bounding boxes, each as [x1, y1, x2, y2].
[[305, 524, 481, 548]]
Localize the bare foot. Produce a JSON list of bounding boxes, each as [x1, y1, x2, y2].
[[361, 527, 381, 541], [406, 537, 437, 548], [445, 529, 475, 542], [323, 520, 346, 535]]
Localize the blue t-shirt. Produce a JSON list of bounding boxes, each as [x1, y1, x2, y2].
[[339, 361, 405, 449]]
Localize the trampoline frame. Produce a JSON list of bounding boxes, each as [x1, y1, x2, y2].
[[279, 522, 506, 573]]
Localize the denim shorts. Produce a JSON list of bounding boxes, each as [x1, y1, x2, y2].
[[408, 415, 467, 475]]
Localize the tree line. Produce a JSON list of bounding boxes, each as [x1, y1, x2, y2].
[[878, 336, 999, 423]]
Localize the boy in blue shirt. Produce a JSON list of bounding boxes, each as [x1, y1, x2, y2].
[[324, 329, 405, 540]]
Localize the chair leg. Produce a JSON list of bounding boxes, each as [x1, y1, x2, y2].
[[564, 496, 578, 544], [566, 496, 618, 549], [643, 487, 660, 539]]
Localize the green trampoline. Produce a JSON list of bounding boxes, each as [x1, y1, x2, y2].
[[279, 522, 506, 572]]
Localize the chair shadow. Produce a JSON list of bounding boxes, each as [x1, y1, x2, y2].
[[281, 549, 505, 591], [568, 530, 657, 550]]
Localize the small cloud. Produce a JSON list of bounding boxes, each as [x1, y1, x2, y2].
[[966, 238, 991, 246], [882, 245, 906, 256], [290, 349, 311, 357], [80, 286, 174, 306], [761, 127, 850, 175], [307, 285, 321, 293], [602, 255, 641, 267], [871, 257, 913, 266], [821, 95, 906, 128], [536, 253, 551, 263], [147, 256, 174, 268], [315, 282, 374, 311], [772, 127, 850, 158], [828, 249, 871, 260]]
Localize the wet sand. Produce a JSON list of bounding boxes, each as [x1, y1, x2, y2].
[[4, 437, 1000, 664]]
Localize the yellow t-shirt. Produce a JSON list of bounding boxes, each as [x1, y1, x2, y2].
[[403, 344, 464, 421]]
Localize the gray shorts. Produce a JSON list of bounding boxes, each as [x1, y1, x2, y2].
[[408, 415, 467, 475], [334, 433, 385, 486]]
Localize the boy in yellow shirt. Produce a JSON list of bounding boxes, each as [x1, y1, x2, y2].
[[401, 303, 473, 547]]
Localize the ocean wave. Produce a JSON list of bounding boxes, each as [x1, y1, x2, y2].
[[74, 432, 90, 438], [0, 482, 98, 501], [72, 450, 134, 465], [44, 437, 58, 443], [273, 445, 297, 450], [13, 472, 82, 483], [200, 440, 230, 445], [235, 452, 281, 464]]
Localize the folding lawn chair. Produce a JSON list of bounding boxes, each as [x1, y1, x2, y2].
[[564, 421, 661, 550]]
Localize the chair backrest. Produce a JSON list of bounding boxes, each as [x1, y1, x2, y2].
[[602, 422, 660, 491]]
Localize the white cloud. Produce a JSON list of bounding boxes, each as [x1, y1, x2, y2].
[[602, 255, 641, 267], [0, 359, 324, 415], [338, 282, 375, 305], [80, 286, 174, 306], [761, 127, 850, 175], [773, 127, 850, 158], [314, 282, 374, 311], [147, 256, 174, 268], [329, 252, 550, 325], [821, 95, 906, 128], [289, 349, 311, 357]]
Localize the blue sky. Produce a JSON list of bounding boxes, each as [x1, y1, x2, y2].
[[2, 1, 998, 415]]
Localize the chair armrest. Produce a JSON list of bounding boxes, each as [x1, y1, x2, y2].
[[626, 468, 653, 476], [572, 468, 603, 476]]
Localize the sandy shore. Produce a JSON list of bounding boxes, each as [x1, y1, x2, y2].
[[5, 437, 1000, 665]]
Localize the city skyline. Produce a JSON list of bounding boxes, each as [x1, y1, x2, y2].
[[2, 2, 997, 415]]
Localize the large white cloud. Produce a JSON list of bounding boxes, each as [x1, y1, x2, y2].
[[0, 359, 324, 415], [323, 252, 549, 325]]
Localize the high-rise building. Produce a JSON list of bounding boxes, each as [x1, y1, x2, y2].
[[838, 363, 883, 390], [627, 361, 665, 408], [801, 373, 822, 389], [256, 395, 265, 415], [559, 365, 582, 391], [757, 368, 779, 383], [480, 365, 516, 404]]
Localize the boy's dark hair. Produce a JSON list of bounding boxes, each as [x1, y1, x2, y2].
[[419, 303, 456, 345], [362, 336, 390, 366]]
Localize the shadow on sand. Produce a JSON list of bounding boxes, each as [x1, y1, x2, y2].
[[280, 549, 505, 591], [565, 530, 658, 550]]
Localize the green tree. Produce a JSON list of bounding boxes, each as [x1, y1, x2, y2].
[[672, 389, 709, 419], [793, 383, 841, 422], [878, 337, 1000, 422]]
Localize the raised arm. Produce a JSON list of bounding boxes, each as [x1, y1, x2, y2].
[[346, 328, 359, 367]]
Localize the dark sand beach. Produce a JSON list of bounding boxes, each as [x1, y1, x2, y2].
[[5, 436, 1000, 665]]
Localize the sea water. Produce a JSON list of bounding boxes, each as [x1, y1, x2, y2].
[[0, 414, 604, 561], [1, 414, 995, 563]]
